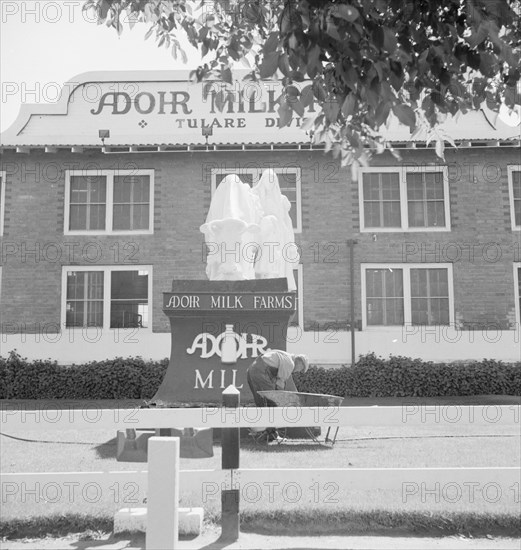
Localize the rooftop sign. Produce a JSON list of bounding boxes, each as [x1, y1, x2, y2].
[[0, 70, 311, 147], [1, 70, 518, 148]]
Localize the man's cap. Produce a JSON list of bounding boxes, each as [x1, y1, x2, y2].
[[295, 354, 310, 373]]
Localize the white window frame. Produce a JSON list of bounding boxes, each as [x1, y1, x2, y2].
[[210, 167, 302, 233], [507, 165, 521, 231], [64, 170, 154, 235], [0, 171, 6, 237], [291, 264, 304, 328], [61, 265, 153, 331], [358, 165, 451, 232], [514, 263, 521, 325], [361, 263, 454, 329]]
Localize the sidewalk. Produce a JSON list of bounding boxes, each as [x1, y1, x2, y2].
[[2, 531, 520, 550]]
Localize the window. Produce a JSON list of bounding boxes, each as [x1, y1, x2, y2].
[[515, 264, 521, 325], [508, 166, 521, 230], [211, 168, 302, 232], [0, 171, 5, 236], [361, 263, 454, 328], [289, 265, 304, 328], [65, 170, 154, 234], [62, 266, 152, 329], [359, 166, 450, 232]]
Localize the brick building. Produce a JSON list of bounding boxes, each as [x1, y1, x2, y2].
[[0, 71, 520, 364]]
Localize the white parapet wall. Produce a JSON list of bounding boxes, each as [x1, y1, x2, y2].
[[1, 326, 520, 364]]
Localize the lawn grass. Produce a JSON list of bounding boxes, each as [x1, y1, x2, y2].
[[1, 397, 520, 539], [1, 510, 520, 540]]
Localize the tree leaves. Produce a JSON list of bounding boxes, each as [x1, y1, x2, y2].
[[330, 4, 359, 23], [383, 27, 397, 54], [341, 93, 356, 118], [392, 104, 416, 130], [88, 0, 521, 168], [259, 51, 279, 79], [278, 98, 293, 127]]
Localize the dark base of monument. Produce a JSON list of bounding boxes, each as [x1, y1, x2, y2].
[[153, 278, 296, 406]]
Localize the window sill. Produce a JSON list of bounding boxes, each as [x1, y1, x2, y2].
[[64, 230, 154, 236], [360, 227, 452, 233]]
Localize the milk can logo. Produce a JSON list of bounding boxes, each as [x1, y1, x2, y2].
[[186, 325, 268, 363]]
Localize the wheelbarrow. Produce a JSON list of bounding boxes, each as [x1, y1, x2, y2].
[[257, 390, 344, 445]]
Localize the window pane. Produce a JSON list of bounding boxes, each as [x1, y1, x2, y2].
[[363, 175, 381, 200], [382, 201, 401, 226], [410, 268, 449, 325], [89, 204, 106, 230], [519, 268, 521, 322], [385, 298, 404, 324], [69, 205, 87, 230], [69, 176, 106, 231], [110, 270, 149, 328], [113, 177, 132, 203], [408, 201, 425, 227], [366, 270, 384, 297], [406, 171, 445, 228], [426, 201, 446, 227], [425, 172, 444, 199], [363, 172, 401, 228], [113, 204, 131, 230], [70, 177, 89, 203], [87, 272, 104, 299], [66, 271, 103, 328], [133, 205, 150, 230], [278, 172, 297, 187], [381, 173, 400, 199], [67, 271, 85, 300], [66, 301, 84, 328], [289, 268, 300, 326], [364, 202, 382, 227], [366, 298, 384, 325], [385, 269, 403, 296], [513, 172, 521, 226], [89, 177, 107, 203], [512, 171, 521, 199], [112, 175, 150, 231], [366, 269, 403, 325], [406, 174, 424, 200]]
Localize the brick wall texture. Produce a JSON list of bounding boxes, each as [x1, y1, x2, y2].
[[0, 146, 520, 334]]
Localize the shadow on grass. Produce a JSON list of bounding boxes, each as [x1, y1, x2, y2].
[[240, 439, 334, 453], [93, 437, 117, 460]]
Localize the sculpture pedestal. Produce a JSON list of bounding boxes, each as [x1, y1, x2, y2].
[[151, 278, 296, 405]]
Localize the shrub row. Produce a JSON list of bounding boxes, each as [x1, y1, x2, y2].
[[0, 351, 519, 400], [293, 354, 521, 397], [0, 352, 168, 400]]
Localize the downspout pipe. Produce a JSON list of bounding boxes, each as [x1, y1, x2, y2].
[[347, 239, 359, 367]]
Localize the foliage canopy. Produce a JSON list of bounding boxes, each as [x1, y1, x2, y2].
[[84, 0, 521, 169]]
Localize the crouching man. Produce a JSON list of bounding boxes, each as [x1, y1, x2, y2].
[[246, 349, 309, 441]]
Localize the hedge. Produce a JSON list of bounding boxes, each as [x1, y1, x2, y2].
[[0, 351, 519, 400], [293, 354, 521, 397]]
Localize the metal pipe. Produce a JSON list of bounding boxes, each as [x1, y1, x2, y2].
[[347, 239, 358, 367]]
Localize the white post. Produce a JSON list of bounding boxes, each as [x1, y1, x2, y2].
[[146, 436, 179, 550]]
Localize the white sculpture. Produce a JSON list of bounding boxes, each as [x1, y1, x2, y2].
[[200, 174, 262, 281], [201, 170, 298, 290], [252, 169, 297, 291]]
